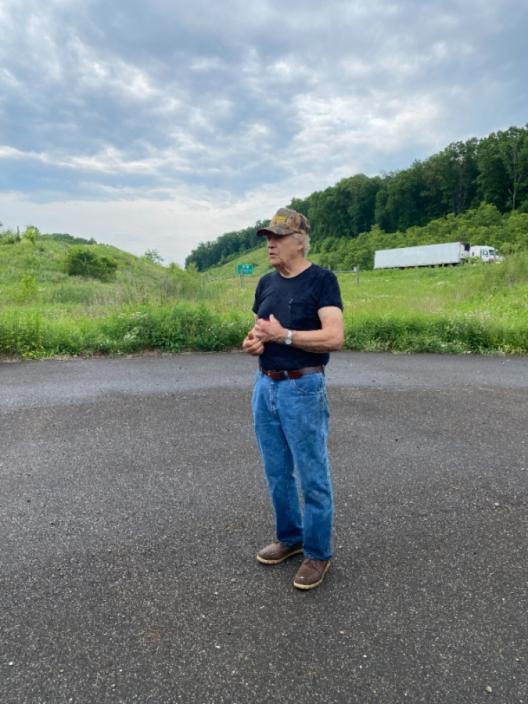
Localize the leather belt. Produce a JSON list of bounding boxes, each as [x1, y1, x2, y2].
[[260, 365, 324, 381]]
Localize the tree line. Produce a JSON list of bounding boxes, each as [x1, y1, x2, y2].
[[185, 221, 269, 271], [185, 124, 528, 271], [0, 227, 97, 247]]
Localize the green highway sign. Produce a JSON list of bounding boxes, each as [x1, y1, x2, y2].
[[236, 263, 254, 275]]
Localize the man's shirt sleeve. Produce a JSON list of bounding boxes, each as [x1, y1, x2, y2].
[[252, 278, 263, 315], [318, 271, 343, 310]]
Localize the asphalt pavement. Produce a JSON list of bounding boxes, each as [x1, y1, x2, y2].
[[1, 351, 527, 704]]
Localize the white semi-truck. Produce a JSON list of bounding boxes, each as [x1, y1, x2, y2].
[[373, 242, 501, 269], [374, 242, 470, 269]]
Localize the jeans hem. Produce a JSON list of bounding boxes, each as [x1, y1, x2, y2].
[[278, 537, 304, 547], [303, 552, 333, 561]]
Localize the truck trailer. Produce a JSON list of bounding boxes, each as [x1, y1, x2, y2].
[[374, 242, 470, 270]]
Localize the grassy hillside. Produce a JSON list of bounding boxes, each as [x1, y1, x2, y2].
[[0, 237, 193, 312], [1, 232, 527, 358]]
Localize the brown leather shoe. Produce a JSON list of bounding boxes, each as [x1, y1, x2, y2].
[[256, 540, 304, 565], [293, 558, 331, 590]]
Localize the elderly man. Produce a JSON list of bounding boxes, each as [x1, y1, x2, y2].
[[243, 207, 344, 590]]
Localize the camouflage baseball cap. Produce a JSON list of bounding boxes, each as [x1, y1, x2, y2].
[[257, 208, 311, 237]]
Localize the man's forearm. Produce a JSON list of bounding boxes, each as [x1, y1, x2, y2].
[[288, 328, 344, 353]]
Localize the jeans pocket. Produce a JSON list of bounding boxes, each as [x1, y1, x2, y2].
[[289, 373, 325, 396]]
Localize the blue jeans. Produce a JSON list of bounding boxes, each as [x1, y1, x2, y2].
[[251, 370, 334, 560]]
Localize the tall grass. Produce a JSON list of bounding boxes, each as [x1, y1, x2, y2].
[[0, 305, 252, 358], [1, 240, 527, 358], [344, 312, 527, 354]]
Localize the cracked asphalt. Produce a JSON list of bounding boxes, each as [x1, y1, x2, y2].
[[1, 351, 527, 704]]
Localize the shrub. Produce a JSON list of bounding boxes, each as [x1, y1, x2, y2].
[[23, 226, 40, 246], [65, 246, 118, 282], [15, 274, 40, 303], [0, 232, 18, 245]]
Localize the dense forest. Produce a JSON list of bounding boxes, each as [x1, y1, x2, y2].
[[185, 125, 528, 271], [318, 204, 528, 270]]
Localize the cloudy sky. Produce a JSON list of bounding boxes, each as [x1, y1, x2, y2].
[[0, 0, 526, 264]]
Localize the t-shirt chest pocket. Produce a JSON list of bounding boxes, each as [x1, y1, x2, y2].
[[287, 295, 319, 329]]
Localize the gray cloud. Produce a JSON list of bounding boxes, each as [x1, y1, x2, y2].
[[0, 0, 527, 262]]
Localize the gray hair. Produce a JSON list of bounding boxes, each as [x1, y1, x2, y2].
[[292, 231, 311, 257]]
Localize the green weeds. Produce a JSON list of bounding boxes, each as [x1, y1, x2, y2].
[[0, 305, 252, 358], [344, 313, 527, 354], [1, 237, 527, 358]]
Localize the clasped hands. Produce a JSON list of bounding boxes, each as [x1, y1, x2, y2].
[[242, 314, 286, 356]]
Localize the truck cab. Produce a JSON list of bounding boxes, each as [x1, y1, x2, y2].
[[469, 245, 503, 262]]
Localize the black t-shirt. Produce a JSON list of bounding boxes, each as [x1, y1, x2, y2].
[[252, 264, 343, 371]]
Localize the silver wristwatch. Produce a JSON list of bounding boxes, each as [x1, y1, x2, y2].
[[284, 329, 293, 346]]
